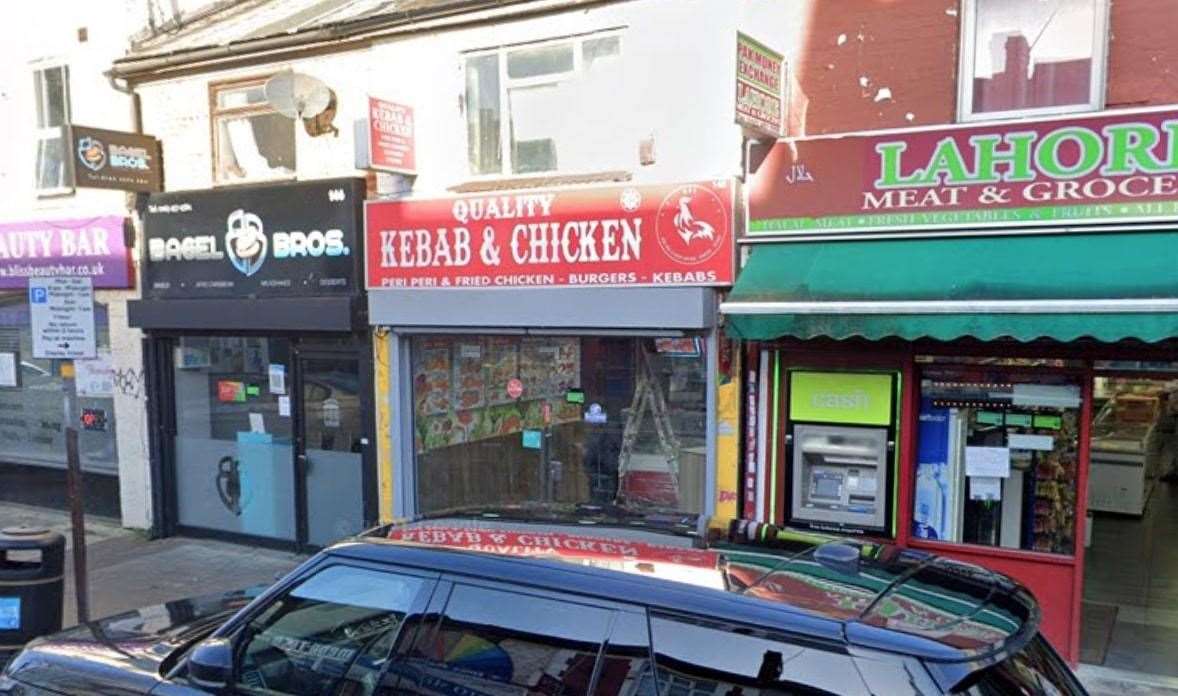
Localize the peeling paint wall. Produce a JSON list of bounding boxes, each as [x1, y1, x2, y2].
[[791, 0, 959, 135]]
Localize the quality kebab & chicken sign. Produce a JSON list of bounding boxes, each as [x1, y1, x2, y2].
[[365, 180, 734, 289]]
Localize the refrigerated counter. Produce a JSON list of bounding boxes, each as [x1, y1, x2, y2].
[[1088, 400, 1160, 516]]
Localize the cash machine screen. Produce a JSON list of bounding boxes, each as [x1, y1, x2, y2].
[[812, 471, 843, 500]]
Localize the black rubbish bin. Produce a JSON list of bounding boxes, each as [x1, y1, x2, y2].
[[0, 526, 65, 659]]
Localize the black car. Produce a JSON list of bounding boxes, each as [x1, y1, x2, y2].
[[0, 508, 1085, 695]]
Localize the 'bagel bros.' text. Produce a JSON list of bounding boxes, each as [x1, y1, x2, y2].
[[364, 181, 735, 290]]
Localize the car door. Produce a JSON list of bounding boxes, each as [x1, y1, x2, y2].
[[382, 577, 638, 695], [151, 561, 438, 696]]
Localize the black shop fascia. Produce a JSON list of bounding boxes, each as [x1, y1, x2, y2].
[[129, 178, 377, 549]]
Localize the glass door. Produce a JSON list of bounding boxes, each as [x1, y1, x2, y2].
[[298, 355, 367, 547]]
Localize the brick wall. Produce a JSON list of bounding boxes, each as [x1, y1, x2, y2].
[[792, 0, 1178, 136], [1106, 0, 1178, 108], [793, 0, 958, 135]]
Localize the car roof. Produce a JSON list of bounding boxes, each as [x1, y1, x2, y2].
[[335, 508, 1037, 677]]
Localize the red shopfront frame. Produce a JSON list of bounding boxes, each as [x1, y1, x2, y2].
[[748, 337, 1178, 665]]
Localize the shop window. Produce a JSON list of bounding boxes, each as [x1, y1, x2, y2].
[[912, 366, 1081, 555], [464, 32, 624, 177], [958, 0, 1109, 121], [33, 63, 71, 194], [171, 336, 296, 540], [409, 335, 707, 514], [210, 77, 296, 184], [0, 295, 117, 474]]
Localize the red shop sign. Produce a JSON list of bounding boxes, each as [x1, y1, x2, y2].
[[748, 107, 1178, 240], [367, 96, 416, 175], [365, 180, 735, 289]]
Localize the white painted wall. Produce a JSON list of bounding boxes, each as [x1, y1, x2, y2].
[[0, 1, 152, 530], [138, 0, 800, 194]]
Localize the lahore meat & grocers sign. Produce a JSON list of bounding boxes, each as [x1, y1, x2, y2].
[[748, 107, 1178, 240], [365, 180, 734, 289]]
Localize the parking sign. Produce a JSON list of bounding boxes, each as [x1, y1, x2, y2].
[[29, 277, 97, 359]]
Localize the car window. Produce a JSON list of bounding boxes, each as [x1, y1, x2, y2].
[[394, 583, 613, 694], [233, 565, 430, 696], [953, 634, 1083, 695], [649, 614, 868, 696]]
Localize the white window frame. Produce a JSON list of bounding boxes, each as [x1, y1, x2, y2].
[[32, 61, 73, 197], [956, 0, 1110, 123], [209, 74, 298, 186], [462, 29, 625, 180]]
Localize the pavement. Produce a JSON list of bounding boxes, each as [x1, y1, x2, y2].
[[1078, 665, 1178, 696], [0, 503, 305, 628]]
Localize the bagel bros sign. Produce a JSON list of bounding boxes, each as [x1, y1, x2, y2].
[[365, 180, 735, 289], [749, 107, 1178, 239], [142, 178, 364, 299], [68, 125, 162, 192]]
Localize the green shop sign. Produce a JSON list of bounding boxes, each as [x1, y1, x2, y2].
[[789, 371, 894, 426], [748, 107, 1178, 239]]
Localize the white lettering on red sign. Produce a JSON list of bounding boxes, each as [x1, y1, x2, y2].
[[365, 181, 734, 289]]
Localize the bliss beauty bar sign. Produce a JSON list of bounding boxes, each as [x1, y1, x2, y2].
[[366, 180, 734, 289], [748, 108, 1178, 239], [0, 216, 131, 288]]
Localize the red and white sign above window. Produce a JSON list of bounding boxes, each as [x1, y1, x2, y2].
[[367, 96, 416, 175], [365, 180, 735, 289]]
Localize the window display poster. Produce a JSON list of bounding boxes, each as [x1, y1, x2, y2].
[[76, 349, 115, 398], [218, 380, 246, 403], [177, 337, 212, 369], [965, 446, 1011, 478], [268, 364, 286, 395], [969, 476, 1002, 502], [0, 352, 16, 388], [913, 401, 951, 540], [1008, 433, 1055, 452]]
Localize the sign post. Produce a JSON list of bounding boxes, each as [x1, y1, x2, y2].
[[30, 277, 97, 623]]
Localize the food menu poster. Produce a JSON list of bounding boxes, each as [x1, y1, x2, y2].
[[413, 337, 582, 452]]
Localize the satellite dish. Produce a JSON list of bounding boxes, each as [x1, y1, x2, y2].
[[264, 71, 332, 119]]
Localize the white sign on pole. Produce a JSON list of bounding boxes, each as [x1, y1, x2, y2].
[[30, 277, 96, 359]]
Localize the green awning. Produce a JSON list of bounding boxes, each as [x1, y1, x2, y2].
[[723, 231, 1178, 343]]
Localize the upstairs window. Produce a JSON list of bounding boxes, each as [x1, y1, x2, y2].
[[33, 64, 71, 194], [465, 32, 624, 177], [210, 77, 296, 184], [958, 0, 1109, 121]]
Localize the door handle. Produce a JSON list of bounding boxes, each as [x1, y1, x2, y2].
[[297, 453, 310, 475]]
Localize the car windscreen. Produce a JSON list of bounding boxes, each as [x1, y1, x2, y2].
[[951, 634, 1084, 695]]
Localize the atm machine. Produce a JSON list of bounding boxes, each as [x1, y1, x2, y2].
[[785, 371, 897, 537]]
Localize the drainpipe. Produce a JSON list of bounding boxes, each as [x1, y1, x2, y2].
[[106, 70, 165, 540]]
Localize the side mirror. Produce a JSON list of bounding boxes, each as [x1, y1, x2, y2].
[[188, 637, 234, 693]]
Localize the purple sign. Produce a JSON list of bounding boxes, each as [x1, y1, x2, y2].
[[0, 215, 131, 289]]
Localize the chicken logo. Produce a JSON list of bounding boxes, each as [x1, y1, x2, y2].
[[77, 136, 106, 172], [673, 196, 717, 245], [654, 184, 728, 265], [225, 208, 268, 277]]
